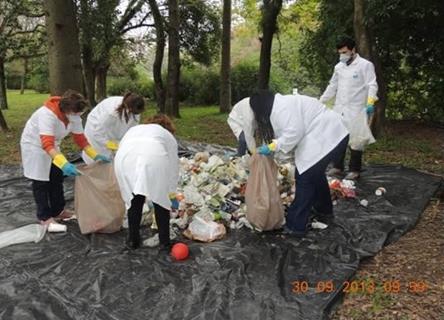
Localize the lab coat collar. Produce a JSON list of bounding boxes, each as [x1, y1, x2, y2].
[[44, 96, 69, 127]]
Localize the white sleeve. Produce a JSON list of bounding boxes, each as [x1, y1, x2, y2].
[[227, 106, 243, 139], [167, 136, 179, 194], [94, 114, 118, 146], [365, 62, 378, 101], [38, 112, 57, 136], [320, 67, 339, 103], [274, 110, 305, 154]]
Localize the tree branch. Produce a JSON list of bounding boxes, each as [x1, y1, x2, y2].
[[121, 23, 155, 34]]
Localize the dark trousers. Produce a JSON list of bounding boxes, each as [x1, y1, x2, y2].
[[127, 195, 170, 246], [237, 131, 248, 156], [332, 147, 363, 172], [286, 135, 349, 232], [31, 164, 65, 221]]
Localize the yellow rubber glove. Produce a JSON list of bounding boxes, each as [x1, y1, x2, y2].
[[53, 154, 79, 176], [105, 140, 119, 151], [52, 153, 68, 169], [84, 145, 98, 160]]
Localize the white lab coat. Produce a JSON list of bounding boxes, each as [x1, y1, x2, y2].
[[114, 124, 179, 210], [82, 96, 140, 164], [320, 54, 377, 149], [227, 97, 257, 152], [270, 94, 349, 174], [20, 107, 84, 181]]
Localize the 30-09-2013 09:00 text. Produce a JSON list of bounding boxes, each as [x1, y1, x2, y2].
[[290, 280, 429, 294]]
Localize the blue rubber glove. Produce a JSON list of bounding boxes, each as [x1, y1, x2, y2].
[[61, 162, 80, 176], [170, 198, 179, 210], [366, 104, 375, 115], [257, 144, 272, 155], [94, 154, 111, 163]]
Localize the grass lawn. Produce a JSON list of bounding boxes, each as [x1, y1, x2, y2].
[[1, 90, 443, 176]]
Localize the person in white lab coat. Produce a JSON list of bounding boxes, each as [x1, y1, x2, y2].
[[320, 36, 378, 180], [227, 97, 256, 156], [252, 91, 349, 236], [114, 114, 179, 250], [82, 93, 145, 164], [20, 90, 110, 227]]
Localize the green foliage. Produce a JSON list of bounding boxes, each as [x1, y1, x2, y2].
[[179, 65, 220, 105], [107, 77, 155, 99], [27, 57, 49, 93], [179, 0, 221, 65]]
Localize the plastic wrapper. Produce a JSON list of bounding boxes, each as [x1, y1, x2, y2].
[[183, 216, 226, 242], [0, 224, 46, 249]]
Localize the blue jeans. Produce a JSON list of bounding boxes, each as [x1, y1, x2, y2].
[[285, 135, 349, 232], [237, 131, 248, 156]]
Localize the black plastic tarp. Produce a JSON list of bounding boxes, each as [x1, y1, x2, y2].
[[0, 146, 442, 320]]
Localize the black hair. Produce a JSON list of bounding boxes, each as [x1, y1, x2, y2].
[[249, 90, 275, 144], [336, 36, 356, 50]]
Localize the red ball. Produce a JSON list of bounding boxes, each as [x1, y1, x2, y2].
[[171, 243, 189, 260]]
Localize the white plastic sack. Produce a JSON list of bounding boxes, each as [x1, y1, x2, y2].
[[348, 111, 376, 151], [0, 224, 46, 249], [184, 216, 226, 242]]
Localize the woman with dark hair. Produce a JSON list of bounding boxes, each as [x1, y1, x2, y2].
[[114, 114, 179, 250], [251, 90, 349, 236], [20, 90, 109, 228], [82, 92, 145, 164]]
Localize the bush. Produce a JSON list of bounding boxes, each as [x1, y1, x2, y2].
[[179, 66, 220, 105], [27, 58, 49, 93], [108, 77, 155, 99]]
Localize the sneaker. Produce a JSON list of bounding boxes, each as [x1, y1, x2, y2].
[[55, 209, 75, 221], [327, 167, 343, 176], [345, 171, 360, 180]]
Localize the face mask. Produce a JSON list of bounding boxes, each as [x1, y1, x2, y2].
[[339, 53, 352, 63], [66, 113, 82, 122]]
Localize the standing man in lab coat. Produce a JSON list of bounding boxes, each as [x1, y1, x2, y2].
[[82, 92, 145, 164], [320, 36, 378, 180], [227, 97, 257, 156], [253, 91, 349, 236], [114, 114, 179, 250]]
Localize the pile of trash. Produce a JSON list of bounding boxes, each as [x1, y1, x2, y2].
[[142, 152, 295, 244], [142, 151, 387, 244]]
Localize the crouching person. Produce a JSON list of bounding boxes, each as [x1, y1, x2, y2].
[[114, 114, 179, 250]]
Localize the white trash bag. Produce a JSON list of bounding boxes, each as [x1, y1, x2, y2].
[[184, 216, 226, 242], [348, 110, 376, 151], [0, 224, 46, 249]]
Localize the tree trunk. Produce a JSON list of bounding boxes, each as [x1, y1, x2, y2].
[[44, 0, 83, 95], [165, 0, 180, 118], [258, 0, 282, 90], [219, 0, 231, 113], [353, 0, 386, 137], [0, 57, 8, 110], [148, 0, 166, 113], [79, 0, 96, 107], [20, 58, 28, 95], [0, 109, 8, 131], [82, 48, 96, 106], [95, 64, 109, 103]]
